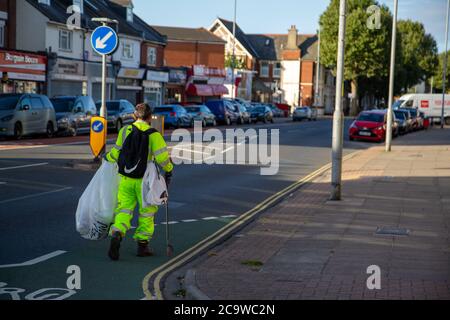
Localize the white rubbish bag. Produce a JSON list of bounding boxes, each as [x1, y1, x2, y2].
[[76, 161, 119, 240], [142, 161, 168, 207]]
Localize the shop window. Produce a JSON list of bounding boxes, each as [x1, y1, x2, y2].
[[273, 62, 281, 78], [260, 62, 269, 78], [147, 47, 157, 66], [59, 29, 73, 51], [122, 42, 133, 59]]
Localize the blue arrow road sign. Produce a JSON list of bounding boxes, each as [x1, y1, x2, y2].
[[92, 120, 104, 133], [91, 26, 118, 55]]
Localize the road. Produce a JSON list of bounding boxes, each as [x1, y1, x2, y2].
[[0, 118, 373, 300]]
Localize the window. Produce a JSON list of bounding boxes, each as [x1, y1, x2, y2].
[[122, 41, 133, 59], [147, 47, 157, 66], [260, 61, 269, 78], [30, 97, 44, 109], [273, 62, 281, 78], [0, 21, 4, 48], [59, 29, 72, 51], [38, 0, 50, 5], [126, 5, 133, 23], [73, 0, 83, 14]]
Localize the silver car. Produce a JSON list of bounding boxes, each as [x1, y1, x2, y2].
[[293, 106, 318, 121], [0, 94, 57, 139]]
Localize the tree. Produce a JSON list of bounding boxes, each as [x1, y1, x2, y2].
[[225, 54, 246, 70], [395, 20, 438, 94], [320, 0, 392, 115], [432, 51, 450, 92]]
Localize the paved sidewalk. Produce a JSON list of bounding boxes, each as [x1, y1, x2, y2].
[[183, 128, 450, 300]]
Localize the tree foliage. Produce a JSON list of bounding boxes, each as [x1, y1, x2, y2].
[[431, 51, 450, 92], [396, 20, 438, 93]]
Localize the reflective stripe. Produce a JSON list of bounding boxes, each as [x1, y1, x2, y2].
[[159, 159, 170, 168], [119, 209, 133, 215], [140, 212, 155, 218], [121, 223, 129, 231], [153, 147, 168, 157], [121, 125, 130, 144], [138, 231, 153, 236], [115, 144, 122, 150]]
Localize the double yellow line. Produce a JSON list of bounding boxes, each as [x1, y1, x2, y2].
[[142, 150, 361, 300]]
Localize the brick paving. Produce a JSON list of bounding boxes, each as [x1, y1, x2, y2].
[[189, 129, 450, 300]]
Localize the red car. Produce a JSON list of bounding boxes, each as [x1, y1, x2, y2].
[[349, 110, 397, 142]]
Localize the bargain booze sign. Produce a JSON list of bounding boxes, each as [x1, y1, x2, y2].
[[0, 49, 47, 82]]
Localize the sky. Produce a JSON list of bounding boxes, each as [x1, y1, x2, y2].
[[133, 0, 449, 52]]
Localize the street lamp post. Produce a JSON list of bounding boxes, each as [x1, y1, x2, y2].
[[231, 0, 237, 99], [385, 0, 398, 152], [441, 0, 450, 129], [331, 0, 347, 201]]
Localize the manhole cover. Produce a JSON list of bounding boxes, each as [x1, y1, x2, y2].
[[375, 227, 410, 236]]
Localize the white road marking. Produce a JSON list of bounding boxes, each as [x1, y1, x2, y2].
[[0, 182, 6, 185], [202, 216, 219, 221], [0, 187, 72, 205], [0, 162, 49, 171], [181, 219, 198, 223], [0, 250, 67, 269], [221, 215, 237, 218]]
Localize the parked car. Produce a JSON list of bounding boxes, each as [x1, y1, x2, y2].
[[275, 103, 291, 117], [205, 99, 240, 125], [394, 110, 410, 135], [50, 96, 97, 136], [293, 106, 318, 121], [349, 110, 398, 142], [0, 93, 57, 139], [393, 93, 450, 125], [266, 103, 284, 118], [95, 99, 135, 132], [153, 105, 193, 128], [231, 100, 251, 124], [249, 105, 274, 123], [407, 108, 422, 131], [184, 105, 217, 127], [396, 108, 414, 133]]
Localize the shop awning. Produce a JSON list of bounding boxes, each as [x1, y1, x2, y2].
[[252, 78, 272, 94], [186, 84, 229, 96]]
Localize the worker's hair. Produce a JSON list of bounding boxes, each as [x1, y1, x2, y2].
[[134, 103, 152, 120]]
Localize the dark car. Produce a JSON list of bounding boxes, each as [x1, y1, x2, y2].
[[394, 110, 410, 135], [0, 94, 57, 139], [407, 108, 422, 130], [205, 99, 240, 125], [397, 108, 414, 133], [266, 103, 284, 118], [50, 96, 97, 136], [250, 105, 274, 123], [153, 105, 193, 128], [95, 100, 135, 132], [184, 105, 217, 127], [349, 110, 398, 142], [230, 100, 251, 124]]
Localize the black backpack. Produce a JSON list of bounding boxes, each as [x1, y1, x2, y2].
[[118, 125, 157, 179]]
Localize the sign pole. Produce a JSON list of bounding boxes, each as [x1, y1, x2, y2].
[[442, 0, 450, 129], [101, 47, 107, 119]]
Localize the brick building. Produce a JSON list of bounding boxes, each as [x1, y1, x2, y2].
[[152, 25, 227, 103]]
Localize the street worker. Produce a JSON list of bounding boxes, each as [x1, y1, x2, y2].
[[105, 103, 173, 261]]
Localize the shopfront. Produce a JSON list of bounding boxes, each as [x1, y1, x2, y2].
[[86, 61, 115, 103], [0, 49, 47, 94], [115, 67, 145, 105], [48, 57, 87, 98], [143, 70, 168, 108], [185, 65, 228, 103], [164, 68, 187, 104]]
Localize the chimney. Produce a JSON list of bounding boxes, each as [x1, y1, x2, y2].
[[287, 25, 298, 50]]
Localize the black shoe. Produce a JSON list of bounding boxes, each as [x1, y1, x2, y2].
[[108, 232, 122, 261], [137, 241, 153, 257]]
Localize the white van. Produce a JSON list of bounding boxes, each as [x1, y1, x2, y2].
[[393, 94, 450, 125]]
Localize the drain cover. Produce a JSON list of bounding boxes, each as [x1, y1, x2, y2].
[[376, 227, 410, 236]]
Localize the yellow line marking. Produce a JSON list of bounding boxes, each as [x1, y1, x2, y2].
[[142, 150, 361, 300]]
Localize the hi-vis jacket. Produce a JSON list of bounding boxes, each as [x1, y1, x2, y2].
[[106, 120, 173, 174]]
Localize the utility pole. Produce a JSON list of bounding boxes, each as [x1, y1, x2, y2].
[[442, 0, 450, 129], [385, 0, 398, 152], [231, 0, 237, 99], [330, 0, 347, 201]]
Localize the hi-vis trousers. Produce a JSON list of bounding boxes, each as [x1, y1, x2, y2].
[[110, 175, 158, 241]]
